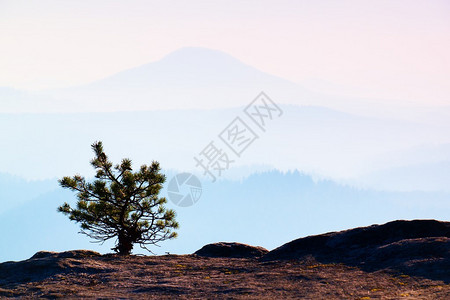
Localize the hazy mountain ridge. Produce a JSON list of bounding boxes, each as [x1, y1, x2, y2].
[[1, 47, 448, 119], [0, 173, 57, 214], [32, 47, 305, 112], [357, 160, 450, 192], [0, 105, 449, 190], [1, 47, 449, 190], [1, 170, 449, 263]]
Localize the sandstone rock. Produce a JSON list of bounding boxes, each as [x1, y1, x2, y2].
[[0, 250, 105, 287], [262, 219, 450, 282], [30, 250, 101, 259], [195, 242, 268, 258]]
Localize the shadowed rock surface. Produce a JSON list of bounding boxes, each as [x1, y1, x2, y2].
[[0, 250, 105, 286], [0, 220, 449, 299], [194, 242, 268, 258], [262, 219, 450, 282]]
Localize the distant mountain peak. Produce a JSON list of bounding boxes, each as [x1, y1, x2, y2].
[[158, 47, 244, 65]]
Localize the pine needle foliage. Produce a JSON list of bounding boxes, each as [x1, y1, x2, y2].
[[58, 141, 178, 255]]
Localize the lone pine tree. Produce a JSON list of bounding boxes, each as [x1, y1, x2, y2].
[[58, 141, 178, 255]]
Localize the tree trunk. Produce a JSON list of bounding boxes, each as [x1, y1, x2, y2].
[[117, 233, 133, 255]]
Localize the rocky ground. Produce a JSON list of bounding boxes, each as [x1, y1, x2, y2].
[[0, 220, 449, 299]]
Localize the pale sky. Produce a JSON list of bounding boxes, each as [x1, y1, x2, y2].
[[1, 0, 449, 104]]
